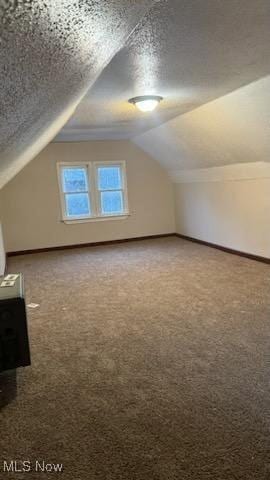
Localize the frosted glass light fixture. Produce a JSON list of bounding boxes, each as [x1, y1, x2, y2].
[[129, 95, 163, 112]]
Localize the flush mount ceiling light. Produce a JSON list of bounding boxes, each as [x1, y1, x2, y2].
[[128, 95, 163, 112]]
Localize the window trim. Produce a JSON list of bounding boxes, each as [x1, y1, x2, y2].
[[57, 161, 129, 223]]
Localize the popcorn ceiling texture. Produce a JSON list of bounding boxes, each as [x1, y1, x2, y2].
[[0, 0, 155, 188], [1, 0, 270, 184], [56, 0, 270, 142]]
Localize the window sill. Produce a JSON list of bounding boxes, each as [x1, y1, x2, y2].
[[62, 213, 130, 224]]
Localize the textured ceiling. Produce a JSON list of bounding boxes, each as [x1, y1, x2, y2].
[[133, 75, 270, 173], [0, 0, 156, 188], [55, 0, 270, 142]]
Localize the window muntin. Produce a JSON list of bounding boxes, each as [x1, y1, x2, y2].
[[58, 162, 128, 221]]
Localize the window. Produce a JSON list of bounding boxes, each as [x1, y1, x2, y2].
[[61, 166, 91, 219], [57, 161, 128, 222], [97, 166, 125, 216]]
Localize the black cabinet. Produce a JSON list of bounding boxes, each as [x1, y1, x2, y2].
[[0, 274, 31, 372]]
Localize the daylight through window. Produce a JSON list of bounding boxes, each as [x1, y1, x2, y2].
[[58, 162, 128, 221]]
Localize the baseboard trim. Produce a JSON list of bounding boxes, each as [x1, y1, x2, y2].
[[6, 233, 270, 264], [175, 233, 270, 264], [7, 233, 176, 257]]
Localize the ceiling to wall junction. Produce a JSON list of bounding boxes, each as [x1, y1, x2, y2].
[[133, 75, 270, 173], [1, 0, 270, 186], [55, 0, 270, 142]]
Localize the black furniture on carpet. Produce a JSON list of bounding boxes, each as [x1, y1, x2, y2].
[[0, 274, 31, 372]]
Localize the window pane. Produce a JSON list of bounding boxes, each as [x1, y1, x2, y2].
[[62, 167, 88, 193], [65, 193, 90, 217], [98, 166, 122, 190], [101, 191, 124, 215]]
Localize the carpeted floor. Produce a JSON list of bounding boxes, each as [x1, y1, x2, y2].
[[0, 237, 270, 479]]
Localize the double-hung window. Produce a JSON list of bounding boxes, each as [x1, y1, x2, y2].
[[58, 161, 128, 222], [96, 165, 126, 216]]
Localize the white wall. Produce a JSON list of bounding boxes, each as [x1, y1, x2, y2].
[[132, 74, 270, 260], [0, 223, 5, 275], [0, 140, 175, 252], [174, 170, 270, 258]]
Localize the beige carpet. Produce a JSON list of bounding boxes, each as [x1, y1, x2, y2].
[[1, 237, 270, 479]]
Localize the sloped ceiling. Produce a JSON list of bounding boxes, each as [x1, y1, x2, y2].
[[0, 0, 156, 188], [133, 75, 270, 174], [1, 1, 270, 187], [55, 0, 270, 142]]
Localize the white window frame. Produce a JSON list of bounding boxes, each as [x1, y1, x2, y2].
[[57, 161, 129, 223]]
